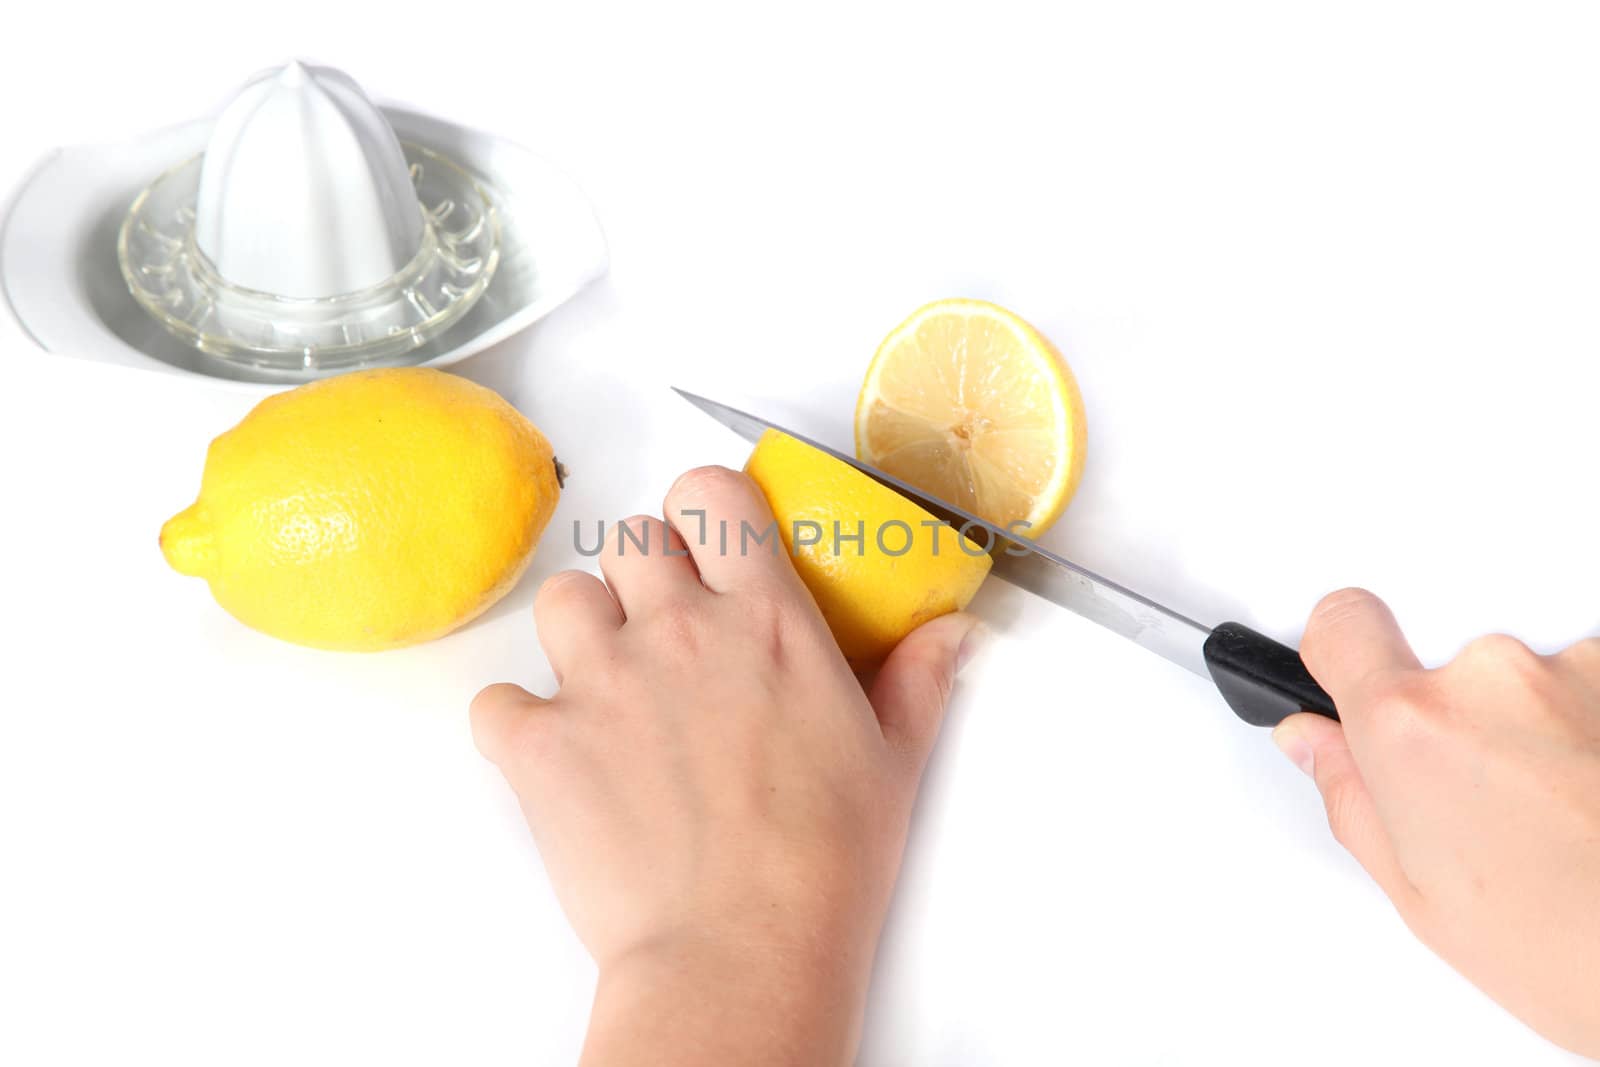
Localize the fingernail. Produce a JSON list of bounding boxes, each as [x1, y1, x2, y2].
[[956, 620, 989, 676], [1271, 722, 1316, 777]]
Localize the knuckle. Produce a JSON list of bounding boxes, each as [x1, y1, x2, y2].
[[666, 465, 744, 507], [1455, 634, 1551, 689], [601, 515, 669, 561], [469, 682, 522, 720], [1560, 636, 1600, 670], [536, 569, 590, 607], [1461, 632, 1534, 664], [1311, 587, 1382, 627], [469, 684, 543, 760], [1303, 588, 1381, 655], [478, 681, 540, 710], [613, 512, 659, 542]]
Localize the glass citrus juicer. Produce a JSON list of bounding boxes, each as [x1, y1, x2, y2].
[[117, 61, 500, 375], [2, 60, 605, 387]]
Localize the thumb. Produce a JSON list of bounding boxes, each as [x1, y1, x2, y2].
[[868, 613, 984, 771], [1272, 712, 1418, 909]]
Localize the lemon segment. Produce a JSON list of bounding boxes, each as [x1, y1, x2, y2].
[[855, 298, 1086, 537], [744, 428, 992, 667], [159, 367, 561, 651]]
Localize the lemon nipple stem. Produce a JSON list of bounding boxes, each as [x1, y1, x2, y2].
[[160, 504, 217, 577]]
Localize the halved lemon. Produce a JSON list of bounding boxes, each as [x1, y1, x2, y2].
[[855, 299, 1087, 537], [745, 429, 992, 667]]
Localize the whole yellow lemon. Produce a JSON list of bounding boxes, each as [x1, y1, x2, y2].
[[160, 368, 561, 651], [744, 429, 991, 667]]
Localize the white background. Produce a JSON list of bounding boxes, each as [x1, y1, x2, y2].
[[3, 2, 1598, 1063]]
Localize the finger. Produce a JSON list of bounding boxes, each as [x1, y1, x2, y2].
[[662, 466, 804, 596], [534, 570, 623, 679], [597, 515, 704, 618], [1557, 636, 1600, 676], [469, 682, 552, 766], [868, 613, 983, 772], [1301, 588, 1422, 707], [1272, 712, 1420, 911]]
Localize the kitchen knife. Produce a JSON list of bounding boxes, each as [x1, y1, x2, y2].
[[675, 387, 1337, 728]]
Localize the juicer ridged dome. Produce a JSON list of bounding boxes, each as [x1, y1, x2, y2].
[[117, 60, 500, 374], [193, 62, 426, 298]]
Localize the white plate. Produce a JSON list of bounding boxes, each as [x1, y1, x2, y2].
[[0, 106, 608, 392]]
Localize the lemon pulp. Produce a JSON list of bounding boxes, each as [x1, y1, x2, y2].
[[855, 298, 1086, 537]]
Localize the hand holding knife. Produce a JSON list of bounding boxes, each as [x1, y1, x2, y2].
[[677, 387, 1336, 728]]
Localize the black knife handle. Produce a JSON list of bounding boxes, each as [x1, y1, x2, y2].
[[1202, 622, 1338, 727]]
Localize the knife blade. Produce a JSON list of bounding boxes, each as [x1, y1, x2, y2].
[[675, 387, 1337, 727]]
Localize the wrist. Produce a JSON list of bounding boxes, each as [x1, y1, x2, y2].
[[582, 926, 874, 1067]]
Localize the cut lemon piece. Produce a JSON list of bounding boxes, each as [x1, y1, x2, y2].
[[855, 298, 1086, 537], [745, 428, 991, 667]]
